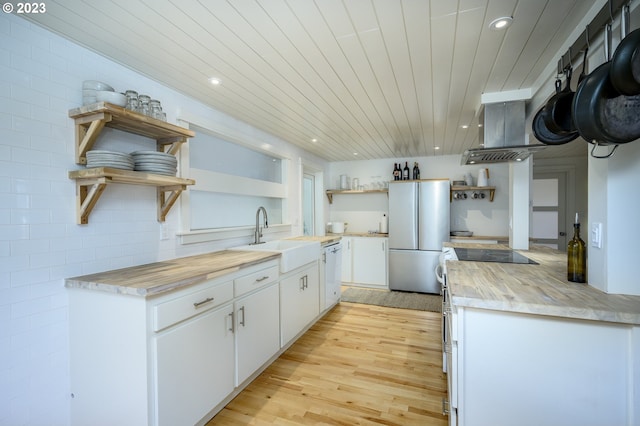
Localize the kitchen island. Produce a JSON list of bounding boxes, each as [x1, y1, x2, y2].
[[443, 243, 640, 426]]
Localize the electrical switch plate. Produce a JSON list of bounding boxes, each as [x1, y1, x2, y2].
[[591, 222, 602, 248]]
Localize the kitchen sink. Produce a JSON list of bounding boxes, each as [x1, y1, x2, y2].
[[231, 239, 321, 273]]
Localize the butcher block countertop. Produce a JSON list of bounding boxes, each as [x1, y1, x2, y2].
[[287, 235, 342, 246], [65, 250, 280, 297], [445, 243, 640, 326]]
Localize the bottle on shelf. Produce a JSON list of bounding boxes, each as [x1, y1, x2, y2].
[[393, 163, 399, 180], [403, 162, 410, 180], [567, 212, 586, 283], [413, 162, 420, 180]]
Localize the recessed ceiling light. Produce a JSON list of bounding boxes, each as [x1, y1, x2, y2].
[[353, 152, 358, 156], [435, 146, 440, 150], [311, 138, 317, 143], [489, 16, 513, 30], [209, 77, 221, 85], [461, 125, 469, 129]]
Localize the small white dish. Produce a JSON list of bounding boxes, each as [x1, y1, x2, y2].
[[95, 91, 127, 107]]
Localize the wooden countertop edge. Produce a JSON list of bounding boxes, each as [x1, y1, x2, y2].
[[65, 251, 280, 297], [446, 243, 640, 326], [327, 232, 388, 238], [452, 295, 640, 326]]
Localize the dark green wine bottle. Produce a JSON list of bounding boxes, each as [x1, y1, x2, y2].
[[567, 221, 586, 283]]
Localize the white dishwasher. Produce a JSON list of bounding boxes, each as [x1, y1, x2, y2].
[[323, 241, 342, 310]]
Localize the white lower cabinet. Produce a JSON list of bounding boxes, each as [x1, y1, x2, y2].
[[280, 261, 320, 346], [352, 237, 388, 288], [341, 237, 353, 283], [154, 303, 234, 426], [67, 255, 335, 426], [235, 282, 280, 386], [341, 236, 388, 288], [449, 305, 638, 426]]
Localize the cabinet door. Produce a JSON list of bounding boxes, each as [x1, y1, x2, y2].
[[352, 237, 388, 287], [341, 237, 353, 283], [280, 263, 320, 345], [154, 303, 234, 426], [235, 283, 280, 386]]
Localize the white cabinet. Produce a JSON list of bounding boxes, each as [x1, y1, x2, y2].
[[235, 282, 280, 386], [67, 259, 282, 426], [448, 304, 638, 426], [154, 303, 234, 426], [341, 236, 353, 283], [280, 261, 320, 346], [352, 237, 388, 288]]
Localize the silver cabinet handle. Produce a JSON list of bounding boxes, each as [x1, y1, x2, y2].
[[228, 311, 235, 333], [255, 275, 269, 282], [299, 274, 308, 290], [239, 306, 245, 327], [193, 297, 214, 308]]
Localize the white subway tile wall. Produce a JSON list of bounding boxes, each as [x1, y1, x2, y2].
[[0, 13, 317, 425]]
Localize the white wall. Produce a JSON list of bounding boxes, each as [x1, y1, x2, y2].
[[588, 141, 640, 295], [328, 156, 510, 236], [0, 14, 326, 425]]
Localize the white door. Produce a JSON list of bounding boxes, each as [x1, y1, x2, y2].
[[341, 237, 353, 283], [280, 263, 320, 345], [154, 303, 235, 426], [352, 237, 387, 287], [235, 283, 280, 386], [532, 172, 567, 250]]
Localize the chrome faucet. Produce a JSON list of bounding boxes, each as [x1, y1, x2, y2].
[[252, 206, 269, 245]]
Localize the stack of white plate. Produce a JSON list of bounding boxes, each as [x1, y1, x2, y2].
[[83, 80, 114, 105], [86, 150, 134, 170], [131, 151, 177, 176]]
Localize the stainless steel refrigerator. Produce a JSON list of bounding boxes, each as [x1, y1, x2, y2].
[[388, 179, 450, 294]]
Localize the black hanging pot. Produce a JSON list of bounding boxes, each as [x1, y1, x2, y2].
[[572, 24, 640, 146], [532, 106, 579, 145], [609, 6, 640, 96], [543, 67, 577, 135]]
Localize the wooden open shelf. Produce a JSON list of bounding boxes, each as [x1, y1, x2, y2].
[[68, 102, 195, 164], [68, 102, 196, 224], [450, 186, 496, 202], [326, 188, 388, 204], [69, 168, 195, 225]]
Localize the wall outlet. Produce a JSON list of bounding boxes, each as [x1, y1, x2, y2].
[[591, 222, 602, 249], [160, 222, 169, 240]]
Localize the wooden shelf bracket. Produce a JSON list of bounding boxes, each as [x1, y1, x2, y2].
[[76, 178, 109, 225], [158, 185, 187, 222], [75, 112, 112, 164]]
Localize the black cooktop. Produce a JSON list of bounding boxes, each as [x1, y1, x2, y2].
[[454, 248, 538, 265]]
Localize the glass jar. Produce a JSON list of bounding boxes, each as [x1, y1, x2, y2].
[[149, 99, 162, 120], [137, 94, 151, 116], [124, 90, 138, 111]]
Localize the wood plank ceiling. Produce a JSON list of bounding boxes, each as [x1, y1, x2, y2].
[[22, 0, 601, 161]]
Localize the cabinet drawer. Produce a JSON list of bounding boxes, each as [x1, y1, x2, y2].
[[154, 280, 233, 332], [234, 265, 279, 297]]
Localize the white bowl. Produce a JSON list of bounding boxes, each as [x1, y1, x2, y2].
[[95, 91, 127, 107], [83, 80, 114, 91]]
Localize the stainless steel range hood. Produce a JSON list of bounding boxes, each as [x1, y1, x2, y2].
[[461, 101, 546, 165]]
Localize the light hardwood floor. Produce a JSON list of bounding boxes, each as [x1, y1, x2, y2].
[[207, 301, 448, 425]]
